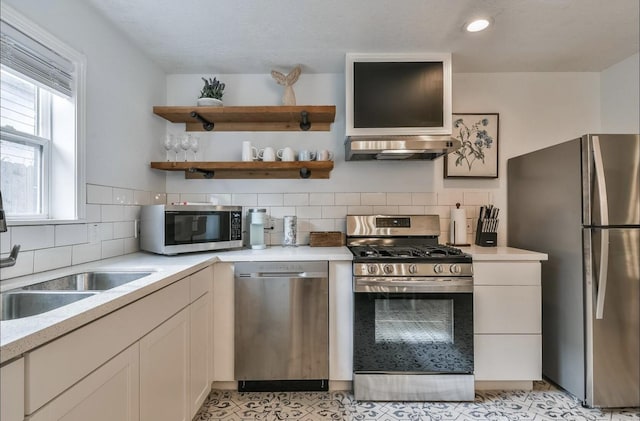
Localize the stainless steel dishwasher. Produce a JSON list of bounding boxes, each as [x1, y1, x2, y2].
[[234, 261, 329, 392]]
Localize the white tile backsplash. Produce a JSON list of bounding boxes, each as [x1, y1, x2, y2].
[[283, 193, 309, 206], [55, 224, 88, 246], [297, 206, 322, 219], [0, 250, 34, 280], [113, 188, 134, 205], [309, 193, 335, 206], [102, 239, 124, 259], [361, 193, 387, 205], [34, 246, 72, 273], [101, 205, 124, 222], [386, 193, 412, 205], [335, 193, 360, 206], [12, 226, 55, 251], [72, 242, 102, 265], [258, 193, 284, 206], [0, 185, 494, 281], [87, 184, 113, 204]]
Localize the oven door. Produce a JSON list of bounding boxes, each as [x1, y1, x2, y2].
[[353, 277, 473, 375]]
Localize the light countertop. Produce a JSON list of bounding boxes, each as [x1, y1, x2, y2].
[[460, 245, 549, 261], [0, 244, 545, 364]]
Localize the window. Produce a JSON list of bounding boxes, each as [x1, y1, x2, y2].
[[0, 4, 85, 222]]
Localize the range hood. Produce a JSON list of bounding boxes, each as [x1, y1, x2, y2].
[[345, 135, 461, 161]]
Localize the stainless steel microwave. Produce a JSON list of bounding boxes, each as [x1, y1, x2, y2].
[[140, 204, 243, 255]]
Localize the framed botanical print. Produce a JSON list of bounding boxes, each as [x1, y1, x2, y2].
[[444, 113, 499, 178]]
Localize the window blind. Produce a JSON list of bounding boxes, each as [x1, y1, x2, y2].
[[0, 19, 74, 98]]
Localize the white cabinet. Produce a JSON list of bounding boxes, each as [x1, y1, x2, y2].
[[1, 358, 24, 421], [473, 261, 542, 384], [20, 264, 214, 421], [140, 307, 190, 421], [189, 289, 211, 415], [212, 262, 234, 383], [28, 344, 139, 421], [329, 261, 353, 382]]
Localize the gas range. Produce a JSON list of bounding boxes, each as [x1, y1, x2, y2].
[[346, 215, 472, 278], [347, 214, 475, 402]]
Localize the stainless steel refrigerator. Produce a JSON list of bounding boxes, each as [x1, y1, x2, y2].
[[507, 134, 639, 408]]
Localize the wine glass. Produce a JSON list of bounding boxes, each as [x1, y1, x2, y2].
[[163, 134, 175, 161], [189, 135, 200, 161], [179, 134, 191, 161], [172, 136, 181, 162]]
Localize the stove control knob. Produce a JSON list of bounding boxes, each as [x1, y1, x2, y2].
[[450, 264, 461, 274], [434, 264, 444, 274], [367, 265, 378, 275], [408, 264, 418, 274], [383, 264, 394, 274]]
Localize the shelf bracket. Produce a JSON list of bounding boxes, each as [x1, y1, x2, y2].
[[190, 111, 214, 131], [299, 167, 311, 178], [299, 111, 311, 131], [188, 167, 215, 179]]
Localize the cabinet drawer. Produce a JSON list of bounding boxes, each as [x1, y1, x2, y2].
[[474, 335, 542, 381], [474, 285, 541, 334], [190, 266, 212, 302], [474, 262, 540, 286], [26, 278, 190, 414], [1, 358, 24, 421], [28, 344, 139, 421]]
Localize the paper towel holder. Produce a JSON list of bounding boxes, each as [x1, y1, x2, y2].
[[447, 203, 471, 247]]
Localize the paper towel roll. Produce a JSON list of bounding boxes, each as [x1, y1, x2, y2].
[[450, 208, 467, 245]]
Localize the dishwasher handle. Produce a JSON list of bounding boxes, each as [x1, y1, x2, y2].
[[237, 271, 328, 278]]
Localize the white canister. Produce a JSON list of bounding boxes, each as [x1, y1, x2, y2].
[[283, 215, 297, 247]]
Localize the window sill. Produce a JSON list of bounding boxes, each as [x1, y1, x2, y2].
[[6, 219, 87, 227]]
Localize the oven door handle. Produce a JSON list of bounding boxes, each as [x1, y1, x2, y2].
[[354, 277, 473, 293]]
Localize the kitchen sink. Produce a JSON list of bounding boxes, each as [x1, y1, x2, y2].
[[0, 271, 154, 321], [1, 291, 98, 321], [21, 271, 153, 292]]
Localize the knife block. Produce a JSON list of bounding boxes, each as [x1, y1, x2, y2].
[[475, 231, 497, 247], [475, 218, 498, 247]]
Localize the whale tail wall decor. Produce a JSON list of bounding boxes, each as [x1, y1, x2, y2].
[[271, 65, 301, 105]]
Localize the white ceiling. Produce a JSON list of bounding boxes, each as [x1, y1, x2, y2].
[[87, 0, 639, 74]]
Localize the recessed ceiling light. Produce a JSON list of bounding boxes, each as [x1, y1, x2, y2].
[[465, 18, 491, 32]]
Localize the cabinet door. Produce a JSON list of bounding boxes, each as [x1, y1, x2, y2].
[[212, 262, 234, 381], [474, 285, 541, 334], [140, 308, 189, 421], [1, 358, 24, 421], [190, 293, 211, 416], [28, 344, 139, 421], [475, 335, 542, 381], [329, 261, 353, 381]]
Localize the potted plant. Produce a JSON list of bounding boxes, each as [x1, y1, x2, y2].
[[197, 76, 225, 106]]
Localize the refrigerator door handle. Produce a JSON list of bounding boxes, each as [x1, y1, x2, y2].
[[592, 136, 610, 227], [595, 228, 609, 319], [592, 136, 610, 319]]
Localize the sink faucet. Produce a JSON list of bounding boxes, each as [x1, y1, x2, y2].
[[0, 191, 20, 268]]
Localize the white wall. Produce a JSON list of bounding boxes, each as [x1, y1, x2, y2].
[[3, 0, 167, 193], [165, 71, 601, 245], [1, 0, 167, 279], [600, 53, 640, 133]]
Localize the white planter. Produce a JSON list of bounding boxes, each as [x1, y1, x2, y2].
[[197, 98, 223, 107]]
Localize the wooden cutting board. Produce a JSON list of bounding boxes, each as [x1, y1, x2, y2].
[[309, 231, 345, 247]]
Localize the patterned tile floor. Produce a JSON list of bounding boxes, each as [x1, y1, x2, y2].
[[193, 381, 639, 421]]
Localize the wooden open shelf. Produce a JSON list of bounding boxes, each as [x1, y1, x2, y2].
[[153, 105, 336, 132], [150, 161, 334, 179]]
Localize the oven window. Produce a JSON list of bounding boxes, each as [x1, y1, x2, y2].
[[354, 292, 473, 374], [374, 299, 453, 344]]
